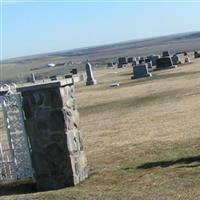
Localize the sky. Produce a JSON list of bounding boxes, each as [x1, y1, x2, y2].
[[1, 0, 200, 60]]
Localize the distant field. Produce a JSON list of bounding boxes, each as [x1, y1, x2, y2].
[[1, 32, 200, 83], [1, 57, 200, 200]]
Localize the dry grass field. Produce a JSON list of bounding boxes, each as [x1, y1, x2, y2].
[[1, 57, 200, 200]]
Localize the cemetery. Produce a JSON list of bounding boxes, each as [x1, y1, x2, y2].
[[0, 51, 200, 200]]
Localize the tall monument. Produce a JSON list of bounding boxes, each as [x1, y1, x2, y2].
[[85, 62, 97, 85]]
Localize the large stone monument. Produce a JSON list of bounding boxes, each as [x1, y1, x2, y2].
[[131, 64, 152, 79], [156, 57, 176, 69], [85, 62, 97, 85], [17, 79, 88, 191]]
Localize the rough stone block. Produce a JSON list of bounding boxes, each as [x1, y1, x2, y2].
[[17, 80, 88, 191]]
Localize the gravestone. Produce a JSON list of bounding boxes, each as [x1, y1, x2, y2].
[[172, 54, 181, 65], [71, 68, 78, 74], [127, 57, 133, 63], [139, 58, 145, 64], [147, 55, 160, 66], [50, 75, 57, 81], [162, 51, 170, 57], [132, 60, 137, 66], [85, 62, 97, 85], [107, 62, 113, 67], [184, 55, 191, 63], [194, 51, 200, 58], [145, 58, 152, 68], [131, 64, 152, 79], [17, 80, 88, 191], [65, 74, 73, 79], [156, 57, 176, 69], [31, 73, 36, 83], [118, 57, 127, 68]]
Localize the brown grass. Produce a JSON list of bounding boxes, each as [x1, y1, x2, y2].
[[1, 58, 200, 200]]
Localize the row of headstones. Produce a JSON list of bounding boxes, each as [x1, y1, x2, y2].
[[108, 49, 200, 69], [108, 51, 194, 79], [28, 68, 78, 83], [85, 50, 194, 83], [84, 52, 184, 85], [131, 51, 192, 79]]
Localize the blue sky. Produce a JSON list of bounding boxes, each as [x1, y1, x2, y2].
[[1, 1, 200, 59]]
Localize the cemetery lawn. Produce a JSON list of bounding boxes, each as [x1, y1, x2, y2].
[[1, 57, 200, 200]]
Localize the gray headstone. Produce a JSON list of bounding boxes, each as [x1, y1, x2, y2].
[[162, 51, 170, 57], [107, 62, 113, 67], [85, 62, 97, 85], [139, 59, 145, 64], [171, 54, 181, 65], [194, 51, 200, 58], [156, 57, 176, 69], [118, 57, 127, 68], [147, 55, 160, 66], [145, 58, 152, 68], [131, 64, 152, 79], [127, 57, 133, 63], [31, 73, 36, 83]]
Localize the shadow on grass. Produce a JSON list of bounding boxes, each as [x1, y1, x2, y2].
[[137, 155, 200, 169]]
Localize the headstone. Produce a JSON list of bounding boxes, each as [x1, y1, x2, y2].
[[85, 62, 97, 85], [131, 64, 152, 79], [31, 73, 36, 83], [17, 80, 88, 191], [71, 68, 78, 74], [184, 55, 191, 63], [139, 58, 145, 64], [162, 51, 170, 57], [65, 74, 73, 79], [171, 54, 181, 65], [50, 75, 57, 81], [147, 55, 160, 66], [118, 57, 127, 68], [127, 57, 133, 63], [132, 60, 137, 66], [145, 58, 152, 68], [107, 62, 113, 67], [194, 51, 200, 58], [156, 57, 176, 69]]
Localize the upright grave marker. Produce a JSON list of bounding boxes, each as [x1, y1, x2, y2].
[[85, 62, 97, 85], [131, 64, 152, 79], [156, 57, 176, 69]]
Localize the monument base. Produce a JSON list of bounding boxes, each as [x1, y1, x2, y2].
[[86, 79, 97, 85], [131, 73, 152, 79]]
